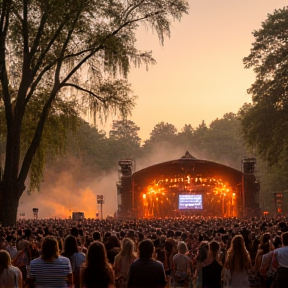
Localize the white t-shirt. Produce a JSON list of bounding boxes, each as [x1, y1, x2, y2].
[[0, 265, 22, 288], [273, 246, 288, 268]]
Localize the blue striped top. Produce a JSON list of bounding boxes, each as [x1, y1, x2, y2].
[[30, 256, 72, 288]]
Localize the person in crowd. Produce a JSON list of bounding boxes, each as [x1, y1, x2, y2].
[[114, 238, 136, 288], [12, 240, 32, 284], [56, 236, 64, 254], [185, 233, 193, 251], [4, 236, 18, 261], [93, 231, 102, 241], [194, 241, 209, 288], [254, 233, 272, 273], [105, 235, 121, 265], [253, 232, 273, 287], [250, 235, 261, 267], [202, 240, 222, 288], [271, 231, 288, 288], [61, 235, 80, 260], [62, 235, 85, 288], [0, 249, 23, 288], [71, 227, 79, 238], [80, 241, 115, 288], [127, 239, 166, 288], [259, 244, 275, 288], [273, 235, 282, 249], [164, 238, 176, 276], [223, 234, 252, 288], [27, 236, 73, 288], [155, 237, 176, 287], [173, 241, 192, 287]]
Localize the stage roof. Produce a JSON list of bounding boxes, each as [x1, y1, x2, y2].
[[132, 152, 243, 188]]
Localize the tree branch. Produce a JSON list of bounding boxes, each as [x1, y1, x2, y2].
[[31, 16, 70, 78], [62, 83, 104, 102], [60, 10, 162, 86], [55, 8, 82, 85], [122, 0, 145, 23], [25, 59, 58, 104], [22, 0, 29, 56], [29, 10, 48, 58]]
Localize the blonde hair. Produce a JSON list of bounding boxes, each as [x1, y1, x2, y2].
[[177, 241, 188, 254], [225, 235, 251, 273], [120, 238, 135, 257], [0, 250, 11, 274]]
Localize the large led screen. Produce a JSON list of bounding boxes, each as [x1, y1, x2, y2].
[[178, 194, 203, 210]]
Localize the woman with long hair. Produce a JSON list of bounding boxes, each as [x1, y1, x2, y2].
[[0, 249, 23, 288], [27, 236, 73, 288], [80, 241, 115, 288], [61, 235, 80, 260], [105, 235, 121, 265], [254, 233, 272, 275], [253, 232, 274, 288], [193, 241, 209, 288], [113, 238, 136, 288], [62, 235, 85, 288], [223, 234, 252, 288]]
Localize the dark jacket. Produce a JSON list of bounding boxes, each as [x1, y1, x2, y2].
[[127, 258, 166, 288]]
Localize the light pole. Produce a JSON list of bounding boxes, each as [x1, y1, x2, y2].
[[32, 208, 39, 220], [97, 195, 104, 220]]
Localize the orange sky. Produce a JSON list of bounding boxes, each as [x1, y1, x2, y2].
[[113, 0, 288, 141]]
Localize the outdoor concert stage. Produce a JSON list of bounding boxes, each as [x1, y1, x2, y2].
[[116, 152, 260, 218]]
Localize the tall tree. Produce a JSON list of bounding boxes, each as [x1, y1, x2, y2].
[[109, 119, 141, 145], [177, 124, 194, 146], [205, 113, 249, 169], [242, 7, 288, 165], [143, 121, 177, 149], [148, 122, 178, 141], [0, 0, 189, 226], [108, 119, 141, 160]]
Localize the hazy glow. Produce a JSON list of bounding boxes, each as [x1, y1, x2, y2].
[[118, 0, 287, 141], [18, 1, 288, 219]]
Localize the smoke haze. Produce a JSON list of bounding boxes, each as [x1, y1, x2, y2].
[[17, 144, 215, 220], [18, 157, 118, 219]]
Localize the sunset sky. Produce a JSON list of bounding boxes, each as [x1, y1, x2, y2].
[[19, 0, 288, 219], [114, 0, 288, 142]]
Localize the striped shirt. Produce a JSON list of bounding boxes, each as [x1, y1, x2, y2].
[[30, 256, 72, 288]]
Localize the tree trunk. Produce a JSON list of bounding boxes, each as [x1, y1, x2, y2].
[[0, 181, 24, 227]]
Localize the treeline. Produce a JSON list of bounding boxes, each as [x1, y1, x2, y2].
[[44, 111, 287, 213]]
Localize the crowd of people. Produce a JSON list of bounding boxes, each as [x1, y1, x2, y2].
[[0, 215, 288, 288]]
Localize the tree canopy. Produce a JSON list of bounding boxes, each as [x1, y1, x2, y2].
[[242, 6, 288, 165], [0, 0, 189, 226]]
